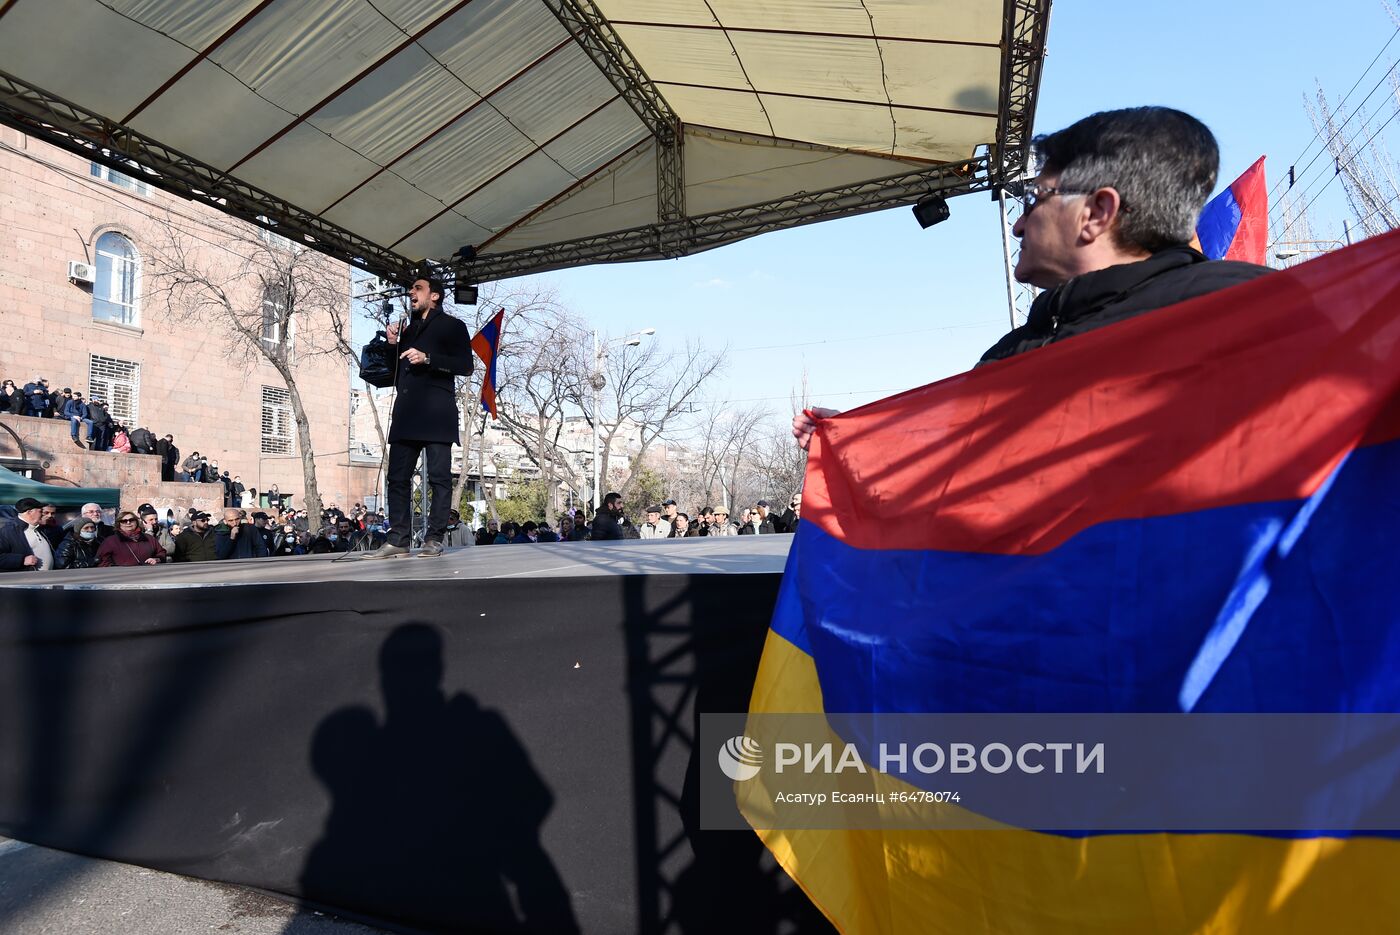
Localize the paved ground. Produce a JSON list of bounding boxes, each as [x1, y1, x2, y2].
[[0, 837, 395, 935]]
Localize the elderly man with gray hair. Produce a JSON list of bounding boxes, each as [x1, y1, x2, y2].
[[793, 106, 1272, 449], [79, 502, 115, 543]]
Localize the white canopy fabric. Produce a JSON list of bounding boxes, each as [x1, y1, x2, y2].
[[0, 0, 1048, 281]]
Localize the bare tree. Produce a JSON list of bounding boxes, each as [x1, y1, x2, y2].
[[584, 339, 725, 498], [691, 402, 770, 510], [144, 211, 349, 524], [439, 284, 594, 517], [489, 294, 591, 515], [1299, 14, 1400, 244], [329, 287, 391, 484]]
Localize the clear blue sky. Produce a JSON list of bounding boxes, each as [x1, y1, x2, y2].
[[498, 0, 1393, 422]]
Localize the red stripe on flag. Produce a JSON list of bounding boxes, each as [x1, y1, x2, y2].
[[804, 231, 1400, 555]]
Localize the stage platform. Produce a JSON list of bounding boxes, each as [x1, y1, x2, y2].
[[0, 537, 830, 935], [0, 535, 793, 589]]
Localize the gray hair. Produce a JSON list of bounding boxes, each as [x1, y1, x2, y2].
[[1035, 107, 1219, 253]]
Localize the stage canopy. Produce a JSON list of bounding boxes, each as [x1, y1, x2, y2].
[[0, 0, 1049, 284]]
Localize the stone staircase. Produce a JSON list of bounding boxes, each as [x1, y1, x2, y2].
[[0, 414, 225, 516]]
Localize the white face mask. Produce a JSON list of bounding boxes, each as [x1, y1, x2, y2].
[[80, 530, 96, 541]]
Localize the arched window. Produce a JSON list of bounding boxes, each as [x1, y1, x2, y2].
[[93, 231, 139, 325]]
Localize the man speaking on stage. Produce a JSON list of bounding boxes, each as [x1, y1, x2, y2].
[[364, 273, 473, 559]]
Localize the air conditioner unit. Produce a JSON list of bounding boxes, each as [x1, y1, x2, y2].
[[68, 260, 96, 284]]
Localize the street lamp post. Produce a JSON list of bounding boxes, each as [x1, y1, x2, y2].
[[1272, 232, 1351, 265], [591, 327, 655, 510]]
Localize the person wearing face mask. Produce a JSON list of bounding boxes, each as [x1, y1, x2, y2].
[[57, 518, 102, 569], [271, 519, 304, 556]]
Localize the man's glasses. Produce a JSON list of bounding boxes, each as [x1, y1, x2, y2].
[[1016, 180, 1124, 215]]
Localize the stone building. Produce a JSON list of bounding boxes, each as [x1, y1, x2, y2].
[[0, 127, 377, 514]]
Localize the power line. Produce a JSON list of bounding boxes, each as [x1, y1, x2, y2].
[[1267, 23, 1400, 202], [1294, 100, 1400, 223], [1268, 63, 1400, 234]]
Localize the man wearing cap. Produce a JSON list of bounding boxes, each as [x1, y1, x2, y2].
[[639, 505, 671, 539], [1, 498, 53, 571], [365, 273, 473, 560], [707, 506, 739, 536], [753, 500, 782, 534], [661, 499, 678, 525], [172, 512, 218, 562]]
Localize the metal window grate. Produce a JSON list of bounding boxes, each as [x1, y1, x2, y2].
[[88, 354, 140, 426], [261, 385, 293, 455]]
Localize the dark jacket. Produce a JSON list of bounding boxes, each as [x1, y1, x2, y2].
[[96, 531, 166, 566], [87, 400, 111, 426], [215, 523, 270, 560], [588, 511, 637, 541], [0, 521, 35, 571], [56, 531, 100, 569], [128, 427, 156, 453], [172, 527, 218, 562], [388, 307, 474, 444], [37, 522, 65, 550], [978, 246, 1272, 365]]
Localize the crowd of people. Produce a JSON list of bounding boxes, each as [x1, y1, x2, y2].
[[1, 374, 283, 507], [0, 490, 801, 572], [474, 493, 802, 545], [0, 497, 395, 570]]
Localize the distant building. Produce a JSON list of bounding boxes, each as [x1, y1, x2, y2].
[[0, 128, 377, 508]]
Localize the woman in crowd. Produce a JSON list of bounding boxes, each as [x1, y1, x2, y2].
[[667, 513, 691, 538], [96, 511, 166, 566], [271, 519, 303, 556], [110, 425, 131, 453], [56, 518, 101, 569], [0, 379, 22, 414]]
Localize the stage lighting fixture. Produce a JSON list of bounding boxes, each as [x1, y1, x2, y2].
[[457, 244, 477, 261], [912, 194, 950, 229], [455, 282, 479, 305]]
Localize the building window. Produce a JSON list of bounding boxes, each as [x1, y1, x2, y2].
[[255, 215, 298, 252], [90, 161, 152, 197], [89, 354, 140, 427], [261, 385, 294, 455], [93, 231, 140, 325], [261, 284, 291, 357]]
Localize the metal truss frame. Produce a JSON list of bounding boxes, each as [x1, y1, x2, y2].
[[0, 0, 1047, 286], [541, 0, 686, 256], [993, 0, 1052, 185], [455, 153, 992, 283], [0, 69, 412, 281]]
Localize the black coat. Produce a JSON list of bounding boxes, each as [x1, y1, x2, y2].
[[388, 308, 474, 444], [979, 246, 1271, 364], [0, 522, 35, 571], [57, 532, 100, 569]]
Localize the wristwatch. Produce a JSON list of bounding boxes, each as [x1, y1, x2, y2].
[[423, 353, 431, 367]]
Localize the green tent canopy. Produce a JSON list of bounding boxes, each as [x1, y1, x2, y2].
[[0, 465, 119, 510]]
